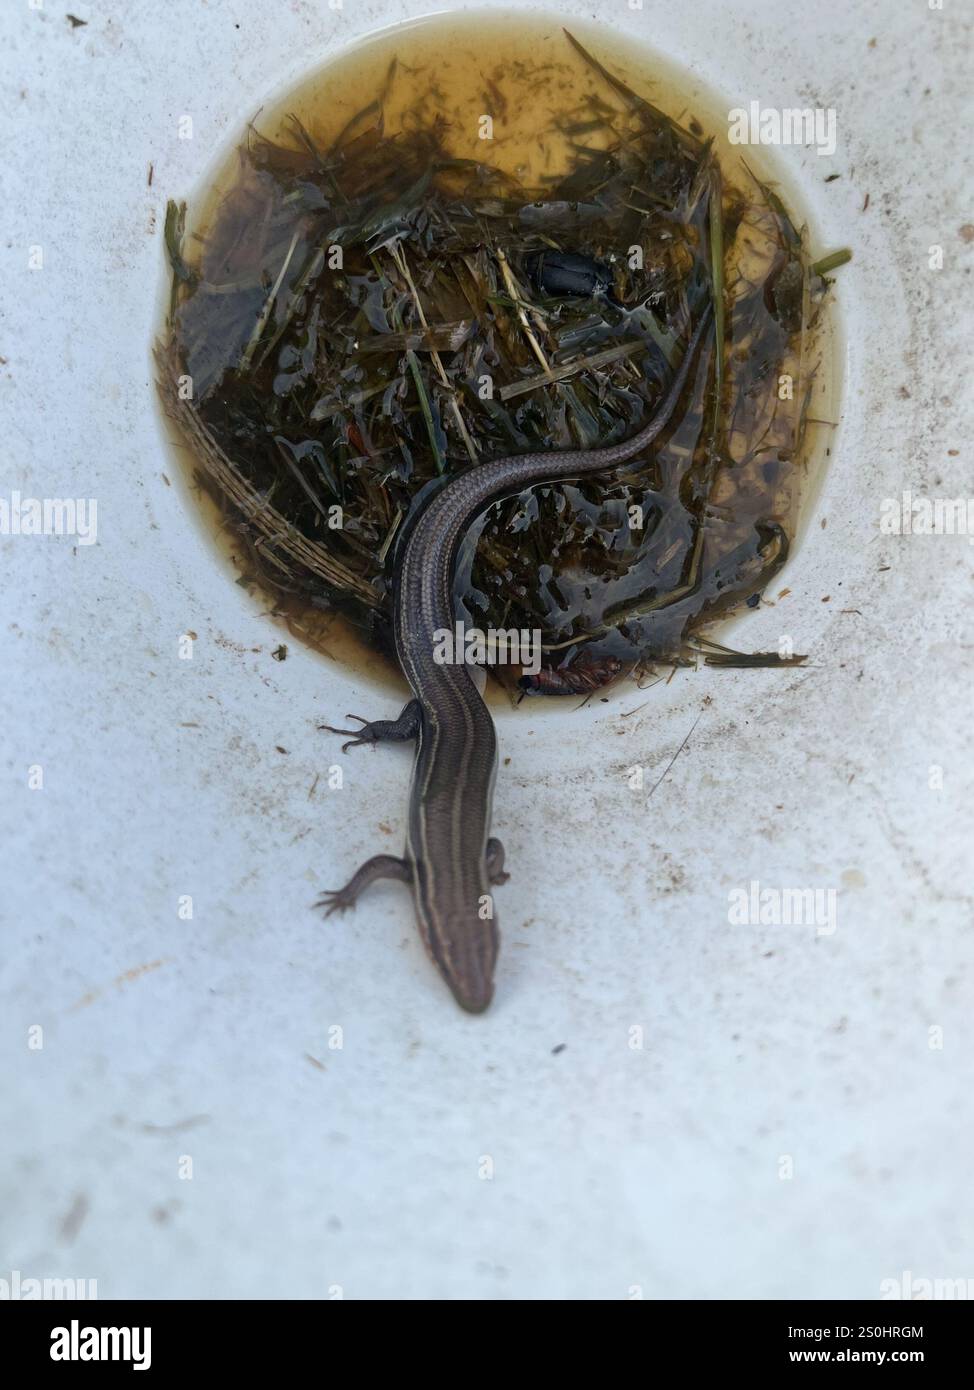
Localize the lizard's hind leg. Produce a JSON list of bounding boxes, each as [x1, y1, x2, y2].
[[319, 700, 421, 753]]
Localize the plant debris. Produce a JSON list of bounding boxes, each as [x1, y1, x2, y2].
[[157, 24, 847, 694]]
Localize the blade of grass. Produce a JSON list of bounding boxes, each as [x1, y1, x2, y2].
[[811, 248, 852, 277], [499, 339, 645, 401]]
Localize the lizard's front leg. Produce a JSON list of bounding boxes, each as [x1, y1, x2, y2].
[[319, 699, 421, 753], [316, 854, 413, 916]]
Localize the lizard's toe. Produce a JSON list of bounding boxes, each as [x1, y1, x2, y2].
[[315, 890, 354, 917]]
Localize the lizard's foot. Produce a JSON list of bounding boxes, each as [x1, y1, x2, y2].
[[315, 885, 358, 917], [315, 854, 413, 918], [317, 714, 377, 754], [318, 701, 421, 754]]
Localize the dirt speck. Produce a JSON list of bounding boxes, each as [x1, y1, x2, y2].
[[59, 1192, 89, 1244], [140, 1115, 210, 1135]]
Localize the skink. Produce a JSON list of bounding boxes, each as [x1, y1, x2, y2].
[[319, 304, 714, 1012]]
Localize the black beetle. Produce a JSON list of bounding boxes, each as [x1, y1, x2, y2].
[[525, 250, 615, 300]]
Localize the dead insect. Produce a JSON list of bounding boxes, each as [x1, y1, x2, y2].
[[519, 657, 625, 696], [525, 249, 615, 299]]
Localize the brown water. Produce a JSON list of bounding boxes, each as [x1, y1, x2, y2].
[[157, 11, 840, 699]]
